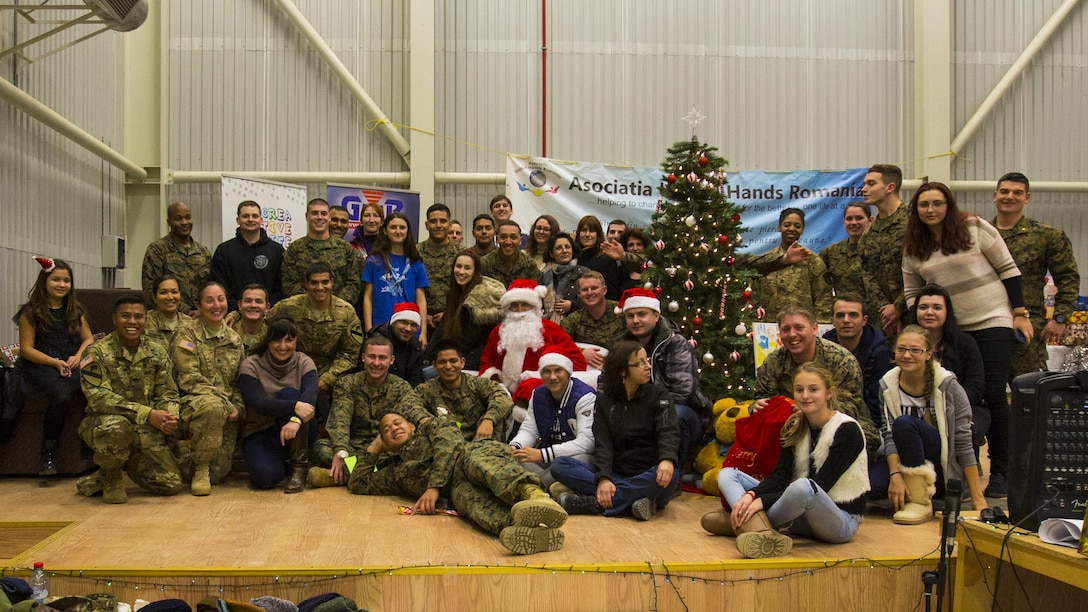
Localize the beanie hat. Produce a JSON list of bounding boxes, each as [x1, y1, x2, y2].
[[390, 302, 421, 326], [499, 279, 548, 310], [615, 288, 660, 314], [249, 598, 297, 612], [537, 350, 573, 374]]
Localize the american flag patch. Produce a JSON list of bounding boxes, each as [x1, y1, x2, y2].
[[177, 339, 196, 353], [80, 354, 93, 368]]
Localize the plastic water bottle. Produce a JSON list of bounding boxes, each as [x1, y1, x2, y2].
[[30, 561, 49, 603]]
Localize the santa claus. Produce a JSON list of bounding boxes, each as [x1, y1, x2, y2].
[[479, 279, 587, 404]]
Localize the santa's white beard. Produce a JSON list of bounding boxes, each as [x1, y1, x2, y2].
[[496, 310, 545, 391]]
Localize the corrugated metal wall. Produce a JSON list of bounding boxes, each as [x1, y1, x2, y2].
[[0, 8, 127, 346]]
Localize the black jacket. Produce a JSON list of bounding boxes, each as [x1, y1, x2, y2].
[[592, 382, 680, 480], [369, 322, 426, 387], [209, 228, 285, 311], [618, 317, 712, 417]]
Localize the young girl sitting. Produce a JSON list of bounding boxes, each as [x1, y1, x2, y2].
[[704, 363, 869, 558]]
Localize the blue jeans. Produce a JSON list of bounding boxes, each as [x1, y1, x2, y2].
[[718, 468, 862, 544], [675, 403, 704, 466], [551, 456, 680, 517], [241, 387, 314, 489]]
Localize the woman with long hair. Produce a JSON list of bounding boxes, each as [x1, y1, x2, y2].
[[348, 202, 384, 255], [550, 340, 680, 521], [144, 274, 194, 348], [749, 208, 833, 322], [13, 257, 93, 475], [361, 212, 430, 345], [902, 181, 1031, 499], [238, 315, 318, 493], [574, 215, 624, 300], [704, 363, 869, 558], [619, 227, 650, 294], [430, 250, 505, 369], [526, 215, 560, 270], [541, 233, 587, 324], [878, 326, 987, 524]]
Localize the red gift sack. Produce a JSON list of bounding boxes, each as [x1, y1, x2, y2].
[[721, 395, 795, 481]]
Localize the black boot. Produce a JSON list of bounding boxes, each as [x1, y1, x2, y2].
[[284, 423, 310, 494], [39, 440, 58, 476], [557, 492, 602, 515]]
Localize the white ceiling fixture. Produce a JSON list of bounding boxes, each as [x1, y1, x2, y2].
[[0, 0, 148, 65]]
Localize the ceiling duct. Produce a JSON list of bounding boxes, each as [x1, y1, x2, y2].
[[82, 0, 148, 32]]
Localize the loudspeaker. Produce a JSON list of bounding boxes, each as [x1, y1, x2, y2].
[[1008, 371, 1088, 531]]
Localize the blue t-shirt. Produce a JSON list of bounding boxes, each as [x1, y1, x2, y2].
[[362, 253, 430, 328]]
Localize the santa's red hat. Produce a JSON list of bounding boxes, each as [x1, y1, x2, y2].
[[500, 278, 548, 310], [33, 256, 56, 273], [537, 350, 574, 375], [390, 302, 422, 326], [615, 288, 660, 314]]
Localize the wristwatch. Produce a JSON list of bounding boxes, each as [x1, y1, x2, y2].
[[1015, 309, 1030, 318], [1054, 314, 1067, 324], [289, 416, 302, 424]]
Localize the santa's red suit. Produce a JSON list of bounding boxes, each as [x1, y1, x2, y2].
[[479, 280, 587, 404]]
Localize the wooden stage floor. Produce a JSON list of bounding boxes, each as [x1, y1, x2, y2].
[[0, 475, 953, 610]]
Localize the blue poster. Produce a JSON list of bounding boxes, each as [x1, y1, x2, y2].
[[730, 168, 868, 255], [325, 184, 422, 236]]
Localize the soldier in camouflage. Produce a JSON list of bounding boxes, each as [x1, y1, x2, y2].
[[143, 274, 194, 350], [481, 221, 541, 287], [991, 172, 1081, 378], [417, 204, 461, 329], [269, 263, 363, 399], [754, 304, 881, 458], [561, 272, 625, 369], [141, 202, 211, 315], [232, 284, 270, 356], [348, 412, 568, 555], [820, 202, 879, 322], [748, 208, 833, 322], [857, 165, 909, 338], [78, 295, 184, 503], [416, 340, 513, 441], [313, 336, 431, 484], [282, 198, 364, 304], [171, 282, 245, 496]]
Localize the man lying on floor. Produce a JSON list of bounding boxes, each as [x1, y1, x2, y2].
[[346, 411, 568, 555]]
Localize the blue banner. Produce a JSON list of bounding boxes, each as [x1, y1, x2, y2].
[[731, 168, 868, 255], [326, 184, 422, 236]]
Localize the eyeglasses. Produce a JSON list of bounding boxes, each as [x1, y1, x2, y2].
[[894, 347, 928, 356], [627, 358, 651, 368]]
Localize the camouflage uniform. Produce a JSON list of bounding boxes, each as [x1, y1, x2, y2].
[[348, 417, 544, 536], [416, 373, 513, 440], [561, 300, 625, 347], [994, 215, 1081, 378], [281, 236, 365, 304], [270, 294, 363, 387], [417, 240, 460, 316], [755, 337, 881, 457], [480, 250, 542, 287], [144, 310, 193, 350], [79, 332, 184, 496], [172, 319, 245, 483], [141, 235, 212, 313], [232, 318, 269, 357], [821, 239, 880, 322], [858, 204, 909, 325], [749, 244, 833, 322], [325, 372, 431, 458]]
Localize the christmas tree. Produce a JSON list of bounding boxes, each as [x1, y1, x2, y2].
[[643, 136, 762, 401]]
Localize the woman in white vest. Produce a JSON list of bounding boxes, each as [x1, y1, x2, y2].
[[705, 363, 869, 559]]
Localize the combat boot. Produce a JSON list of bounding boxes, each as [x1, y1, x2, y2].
[[102, 469, 126, 504], [735, 510, 793, 559], [511, 484, 567, 528], [76, 471, 104, 497], [39, 440, 57, 476], [893, 461, 937, 525], [307, 466, 338, 488], [499, 526, 565, 555], [284, 423, 309, 494], [557, 492, 602, 515], [191, 465, 211, 496]]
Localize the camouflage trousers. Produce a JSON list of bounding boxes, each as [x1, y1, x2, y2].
[[1008, 334, 1048, 381], [171, 394, 237, 484], [79, 414, 184, 496], [450, 439, 543, 536]]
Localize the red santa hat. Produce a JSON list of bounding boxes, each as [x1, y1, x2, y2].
[[390, 302, 422, 326], [500, 278, 548, 310], [537, 350, 574, 375], [33, 255, 56, 273], [615, 287, 660, 315]]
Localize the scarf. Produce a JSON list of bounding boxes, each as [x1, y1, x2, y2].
[[239, 349, 312, 397]]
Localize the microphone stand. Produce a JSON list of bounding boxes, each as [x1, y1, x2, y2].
[[934, 479, 962, 612]]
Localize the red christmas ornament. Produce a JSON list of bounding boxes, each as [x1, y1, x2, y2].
[[653, 286, 663, 297], [683, 280, 695, 291], [717, 235, 729, 245], [730, 350, 740, 362], [756, 306, 766, 319], [727, 256, 736, 266], [687, 338, 698, 348], [742, 288, 752, 301], [732, 213, 741, 223], [667, 173, 677, 184], [693, 316, 703, 327], [699, 155, 708, 166]]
